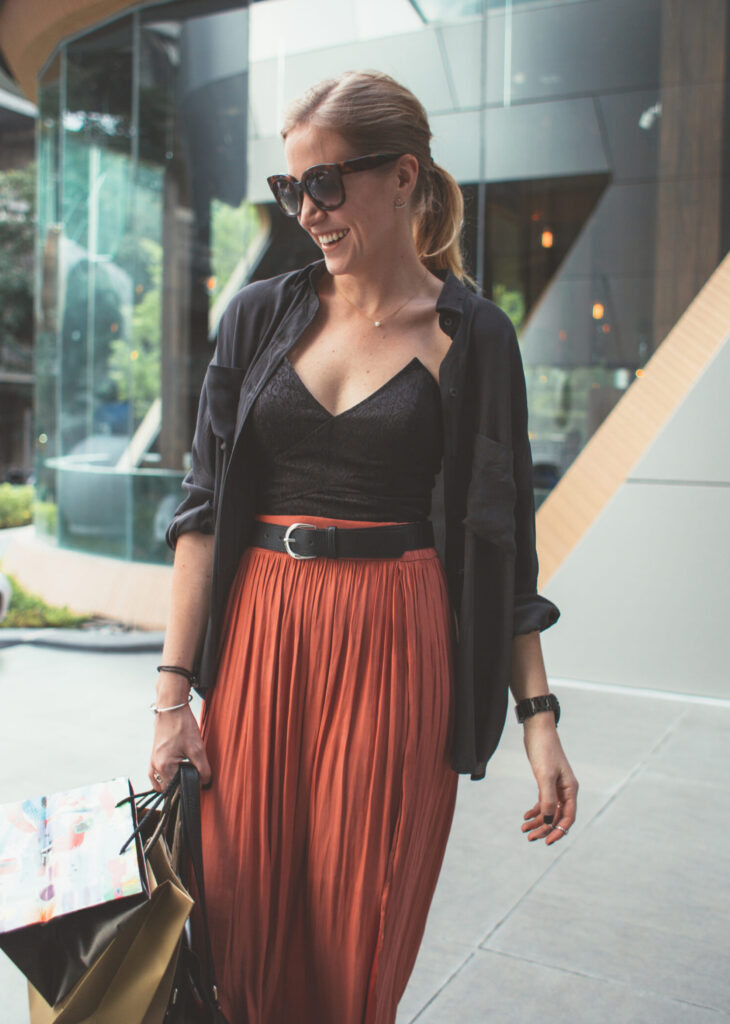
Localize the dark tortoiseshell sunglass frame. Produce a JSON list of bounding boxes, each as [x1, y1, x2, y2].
[[267, 152, 403, 216]]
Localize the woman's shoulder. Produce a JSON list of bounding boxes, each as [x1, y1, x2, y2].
[[458, 286, 519, 363], [214, 260, 321, 364], [465, 288, 515, 331]]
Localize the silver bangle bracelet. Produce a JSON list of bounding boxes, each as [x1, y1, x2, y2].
[[150, 693, 193, 714]]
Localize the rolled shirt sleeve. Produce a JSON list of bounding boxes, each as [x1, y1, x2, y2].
[[507, 324, 561, 635], [165, 363, 218, 550], [165, 277, 269, 550]]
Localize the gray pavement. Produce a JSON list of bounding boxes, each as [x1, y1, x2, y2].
[[0, 525, 24, 558], [1, 638, 728, 1023]]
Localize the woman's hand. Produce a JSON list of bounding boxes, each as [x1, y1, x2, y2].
[[149, 532, 215, 791], [520, 715, 578, 845], [148, 689, 212, 792]]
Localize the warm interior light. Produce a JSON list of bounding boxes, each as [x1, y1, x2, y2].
[[635, 368, 645, 378], [206, 276, 217, 292], [541, 230, 554, 248], [602, 323, 611, 333], [592, 303, 604, 320]]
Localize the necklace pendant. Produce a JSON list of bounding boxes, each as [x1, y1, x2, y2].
[[374, 320, 382, 328]]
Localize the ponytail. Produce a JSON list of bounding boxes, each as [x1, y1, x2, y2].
[[413, 162, 468, 281]]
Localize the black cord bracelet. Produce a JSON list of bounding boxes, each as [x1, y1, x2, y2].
[[156, 665, 199, 686]]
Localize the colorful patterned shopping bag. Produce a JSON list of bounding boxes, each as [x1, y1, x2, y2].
[[0, 777, 192, 1023]]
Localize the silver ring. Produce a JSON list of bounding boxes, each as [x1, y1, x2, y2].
[[554, 825, 569, 835], [153, 773, 163, 784]]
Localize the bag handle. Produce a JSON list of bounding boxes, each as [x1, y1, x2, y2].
[[119, 766, 224, 1017], [118, 783, 179, 859], [177, 761, 221, 1009]]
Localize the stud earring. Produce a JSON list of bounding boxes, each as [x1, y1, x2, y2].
[[394, 197, 407, 208]]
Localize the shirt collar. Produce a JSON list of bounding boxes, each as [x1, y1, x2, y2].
[[434, 268, 467, 319]]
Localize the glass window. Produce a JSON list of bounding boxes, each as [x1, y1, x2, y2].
[[35, 0, 730, 556], [35, 3, 250, 562]]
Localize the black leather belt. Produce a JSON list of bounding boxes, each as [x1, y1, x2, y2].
[[250, 519, 435, 560]]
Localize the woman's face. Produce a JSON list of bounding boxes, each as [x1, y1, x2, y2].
[[283, 124, 407, 278]]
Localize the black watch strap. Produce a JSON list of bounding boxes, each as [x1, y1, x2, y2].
[[514, 693, 560, 726]]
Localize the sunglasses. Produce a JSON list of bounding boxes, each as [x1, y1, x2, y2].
[[267, 152, 403, 217]]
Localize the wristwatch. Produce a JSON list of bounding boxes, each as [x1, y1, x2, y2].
[[514, 693, 560, 726]]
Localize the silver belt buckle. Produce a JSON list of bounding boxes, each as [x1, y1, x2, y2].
[[283, 522, 318, 559]]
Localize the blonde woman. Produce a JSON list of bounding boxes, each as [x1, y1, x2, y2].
[[150, 70, 578, 1024]]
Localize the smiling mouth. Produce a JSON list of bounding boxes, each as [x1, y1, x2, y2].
[[316, 229, 349, 249]]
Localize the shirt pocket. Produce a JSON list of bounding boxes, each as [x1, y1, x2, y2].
[[205, 365, 245, 509], [206, 365, 245, 444], [463, 431, 517, 555]]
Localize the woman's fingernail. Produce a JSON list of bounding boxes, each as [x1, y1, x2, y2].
[[544, 814, 554, 825]]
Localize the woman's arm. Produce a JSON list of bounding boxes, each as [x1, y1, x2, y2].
[[499, 320, 577, 841], [148, 531, 215, 791], [510, 630, 579, 845]]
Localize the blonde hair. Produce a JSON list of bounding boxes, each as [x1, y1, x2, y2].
[[281, 70, 468, 281]]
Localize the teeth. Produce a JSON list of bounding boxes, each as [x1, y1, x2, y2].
[[318, 230, 348, 245]]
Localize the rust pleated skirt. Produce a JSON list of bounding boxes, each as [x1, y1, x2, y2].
[[198, 513, 459, 1024]]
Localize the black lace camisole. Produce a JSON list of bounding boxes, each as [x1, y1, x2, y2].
[[248, 354, 443, 521]]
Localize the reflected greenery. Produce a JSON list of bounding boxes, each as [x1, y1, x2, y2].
[[108, 238, 162, 423], [210, 199, 263, 304], [0, 164, 34, 379]]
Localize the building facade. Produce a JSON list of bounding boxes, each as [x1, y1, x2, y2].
[[0, 0, 728, 653]]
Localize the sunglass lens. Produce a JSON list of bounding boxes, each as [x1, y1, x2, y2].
[[272, 179, 300, 216], [305, 167, 344, 210]]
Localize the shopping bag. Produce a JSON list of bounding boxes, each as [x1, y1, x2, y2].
[[27, 836, 192, 1024], [0, 778, 150, 1004], [0, 776, 193, 1024]]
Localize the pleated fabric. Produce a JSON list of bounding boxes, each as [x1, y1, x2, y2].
[[198, 513, 459, 1024]]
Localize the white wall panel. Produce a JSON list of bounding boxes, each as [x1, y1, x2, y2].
[[629, 338, 730, 483], [542, 335, 730, 698], [430, 110, 481, 181], [483, 98, 609, 182]]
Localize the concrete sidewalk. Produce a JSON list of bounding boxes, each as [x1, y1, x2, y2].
[[1, 638, 728, 1023]]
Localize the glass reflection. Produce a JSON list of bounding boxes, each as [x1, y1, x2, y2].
[[34, 0, 730, 560], [35, 3, 250, 563]]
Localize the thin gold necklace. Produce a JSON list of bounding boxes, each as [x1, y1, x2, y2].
[[336, 271, 428, 328]]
